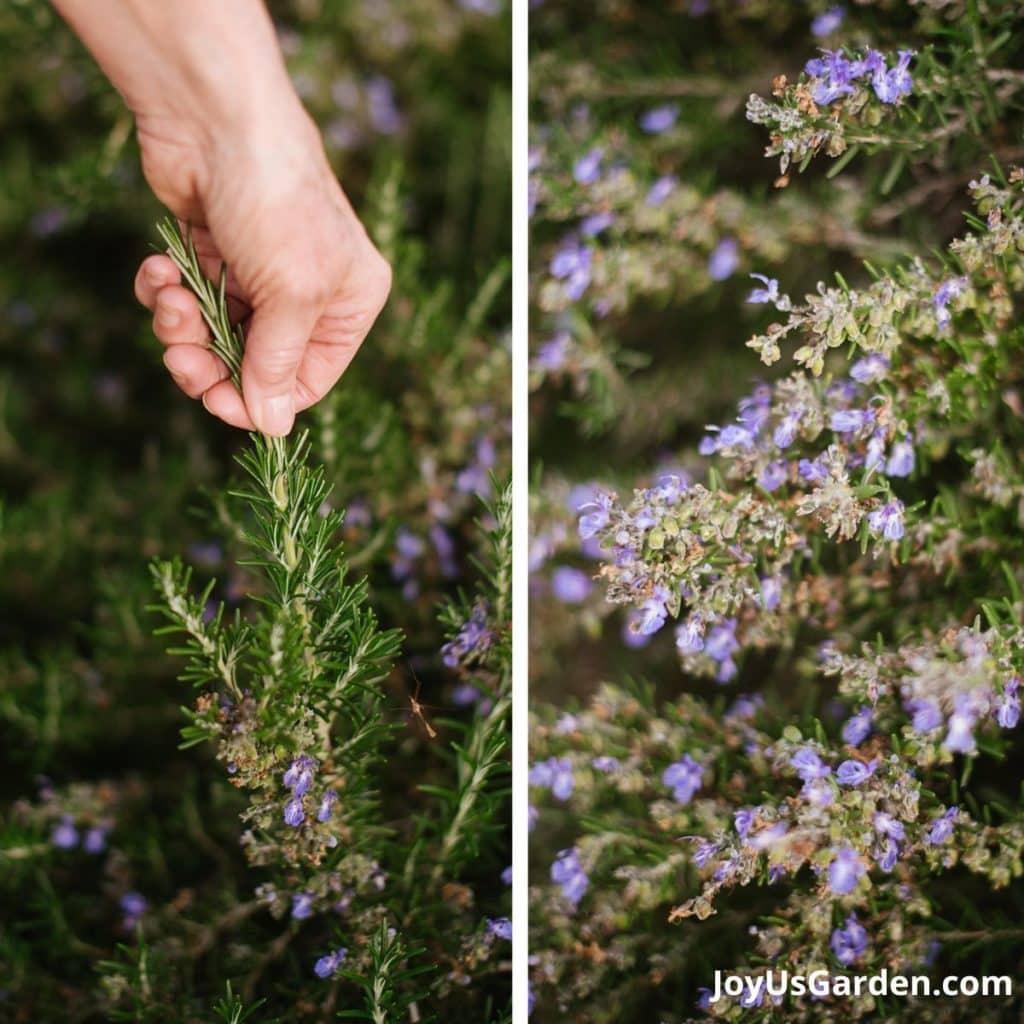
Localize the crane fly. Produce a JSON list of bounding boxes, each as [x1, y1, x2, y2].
[[408, 673, 437, 739]]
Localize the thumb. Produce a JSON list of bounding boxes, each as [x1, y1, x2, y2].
[[241, 297, 317, 436]]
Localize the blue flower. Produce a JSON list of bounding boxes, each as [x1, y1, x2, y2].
[[529, 756, 574, 800], [841, 706, 872, 745], [291, 892, 315, 920], [639, 104, 679, 133], [284, 796, 305, 827], [799, 457, 829, 482], [675, 614, 705, 653], [83, 825, 108, 854], [790, 747, 831, 783], [850, 354, 890, 383], [830, 913, 867, 965], [592, 755, 619, 772], [314, 947, 347, 979], [581, 212, 614, 237], [283, 754, 318, 796], [907, 697, 943, 733], [872, 49, 915, 104], [934, 276, 967, 329], [811, 7, 845, 36], [926, 807, 958, 846], [759, 460, 789, 492], [836, 759, 875, 785], [942, 698, 977, 754], [827, 846, 864, 894], [997, 678, 1020, 729], [577, 492, 612, 540], [734, 808, 756, 839], [51, 815, 78, 850], [573, 147, 603, 184], [662, 754, 704, 804], [550, 238, 593, 300], [886, 438, 915, 477], [551, 847, 588, 907], [487, 916, 512, 940], [646, 175, 676, 206], [747, 273, 783, 306], [550, 566, 593, 604], [759, 575, 783, 611], [120, 891, 147, 927], [708, 238, 739, 281], [317, 790, 337, 823], [867, 499, 905, 541], [830, 407, 874, 433]]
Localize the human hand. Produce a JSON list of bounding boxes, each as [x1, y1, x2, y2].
[[133, 108, 391, 436]]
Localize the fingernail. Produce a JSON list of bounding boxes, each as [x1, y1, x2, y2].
[[156, 307, 181, 329], [146, 265, 164, 286], [255, 394, 295, 436]]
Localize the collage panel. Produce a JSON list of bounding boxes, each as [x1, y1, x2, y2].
[[528, 2, 1024, 1022], [0, 2, 510, 1021]]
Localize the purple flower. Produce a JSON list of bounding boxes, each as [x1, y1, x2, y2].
[[578, 492, 612, 540], [551, 847, 589, 907], [487, 916, 512, 940], [997, 678, 1020, 729], [926, 807, 958, 845], [314, 947, 347, 978], [872, 49, 914, 104], [317, 790, 337, 823], [850, 354, 890, 383], [530, 757, 574, 801], [799, 457, 829, 482], [441, 601, 494, 669], [759, 575, 783, 611], [551, 566, 593, 604], [581, 212, 614, 237], [51, 815, 78, 850], [291, 892, 315, 920], [533, 331, 571, 371], [83, 825, 108, 854], [873, 811, 905, 842], [592, 755, 619, 772], [908, 698, 943, 733], [646, 175, 676, 206], [636, 586, 671, 636], [639, 104, 679, 133], [842, 706, 872, 745], [735, 808, 756, 839], [830, 407, 874, 433], [806, 49, 860, 104], [836, 759, 875, 785], [675, 614, 705, 653], [550, 238, 593, 300], [867, 499, 905, 541], [283, 754, 318, 796], [708, 238, 739, 281], [811, 7, 844, 36], [790, 747, 831, 783], [759, 460, 789, 492], [284, 796, 306, 827], [747, 273, 781, 305], [943, 699, 977, 754], [831, 913, 867, 965], [120, 891, 147, 927], [827, 846, 864, 894], [573, 147, 603, 184], [501, 865, 513, 886], [934, 276, 967, 329], [774, 411, 802, 449], [886, 438, 915, 477], [662, 754, 704, 804]]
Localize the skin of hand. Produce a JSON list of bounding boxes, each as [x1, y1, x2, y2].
[[52, 0, 391, 436]]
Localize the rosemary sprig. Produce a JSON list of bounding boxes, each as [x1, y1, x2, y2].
[[155, 217, 246, 386]]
